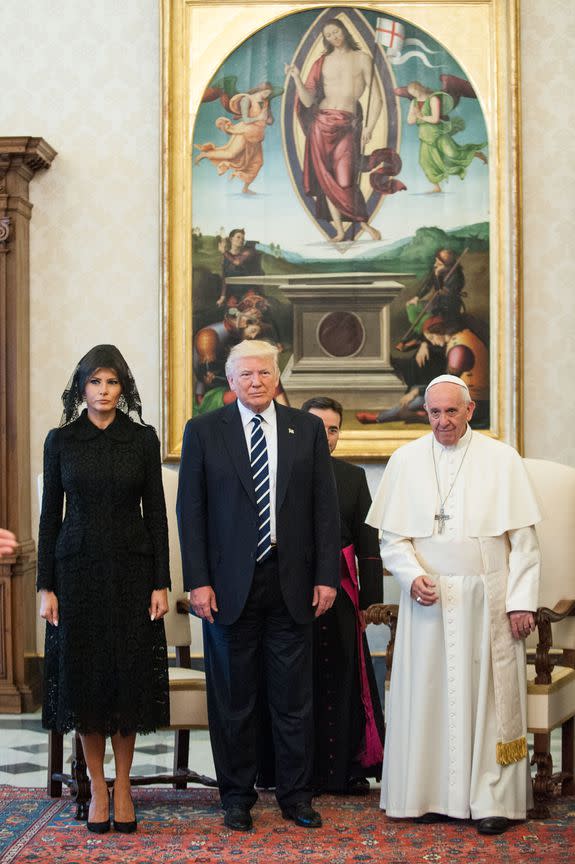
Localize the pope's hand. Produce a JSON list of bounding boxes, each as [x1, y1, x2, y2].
[[410, 575, 438, 606], [508, 610, 536, 640]]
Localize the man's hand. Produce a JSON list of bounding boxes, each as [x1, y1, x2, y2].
[[312, 585, 337, 618], [189, 586, 218, 624], [410, 575, 438, 606], [508, 610, 536, 640], [39, 590, 59, 626], [149, 588, 169, 621]]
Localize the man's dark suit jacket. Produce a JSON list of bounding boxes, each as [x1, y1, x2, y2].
[[332, 458, 383, 608], [177, 401, 340, 625]]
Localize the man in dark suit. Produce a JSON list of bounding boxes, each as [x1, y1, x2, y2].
[[302, 397, 384, 794], [177, 340, 340, 831]]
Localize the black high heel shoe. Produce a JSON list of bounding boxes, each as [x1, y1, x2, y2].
[[87, 788, 110, 833], [113, 815, 137, 834], [112, 788, 137, 833]]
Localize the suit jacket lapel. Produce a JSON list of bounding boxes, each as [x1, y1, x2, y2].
[[221, 403, 256, 506], [276, 403, 296, 512]]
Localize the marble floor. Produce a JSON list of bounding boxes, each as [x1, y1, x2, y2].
[[0, 711, 562, 791], [0, 712, 216, 788]]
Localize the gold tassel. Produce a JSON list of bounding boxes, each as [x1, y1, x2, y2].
[[496, 736, 527, 766]]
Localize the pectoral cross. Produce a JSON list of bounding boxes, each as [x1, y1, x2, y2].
[[434, 507, 451, 534]]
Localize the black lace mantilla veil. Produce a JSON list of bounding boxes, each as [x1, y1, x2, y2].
[[59, 344, 146, 427]]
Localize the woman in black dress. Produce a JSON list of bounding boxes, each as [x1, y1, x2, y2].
[[37, 345, 170, 834]]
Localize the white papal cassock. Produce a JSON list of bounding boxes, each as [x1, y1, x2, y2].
[[366, 427, 541, 819]]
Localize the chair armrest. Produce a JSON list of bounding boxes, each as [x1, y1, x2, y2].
[[365, 603, 399, 682], [365, 602, 399, 628], [177, 598, 192, 615], [532, 598, 575, 684], [172, 598, 192, 667]]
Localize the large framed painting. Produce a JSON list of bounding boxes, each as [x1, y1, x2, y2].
[[162, 0, 522, 460]]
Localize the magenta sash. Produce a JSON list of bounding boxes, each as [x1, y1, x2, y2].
[[341, 544, 383, 768]]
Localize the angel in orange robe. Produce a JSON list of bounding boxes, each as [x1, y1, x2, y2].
[[195, 82, 276, 194]]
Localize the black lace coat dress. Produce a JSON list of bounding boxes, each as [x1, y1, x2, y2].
[[37, 409, 171, 736]]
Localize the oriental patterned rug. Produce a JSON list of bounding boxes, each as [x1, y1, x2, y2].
[[1, 786, 574, 864]]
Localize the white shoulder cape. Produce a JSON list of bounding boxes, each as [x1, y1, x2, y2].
[[366, 431, 541, 538]]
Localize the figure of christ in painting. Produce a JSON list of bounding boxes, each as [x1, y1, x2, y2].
[[285, 18, 383, 243], [406, 81, 487, 194], [195, 83, 276, 194]]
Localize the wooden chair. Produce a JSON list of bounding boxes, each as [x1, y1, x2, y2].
[[365, 457, 575, 819], [522, 458, 575, 816], [44, 466, 216, 819]]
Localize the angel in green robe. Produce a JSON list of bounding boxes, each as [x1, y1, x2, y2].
[[406, 80, 487, 193]]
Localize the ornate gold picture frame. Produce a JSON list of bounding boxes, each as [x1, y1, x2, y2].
[[162, 0, 522, 460]]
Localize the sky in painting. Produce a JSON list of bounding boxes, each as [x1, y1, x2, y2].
[[192, 7, 489, 260]]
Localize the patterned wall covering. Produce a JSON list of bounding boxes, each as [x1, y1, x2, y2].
[[0, 0, 161, 651], [521, 0, 575, 465], [0, 1, 573, 652]]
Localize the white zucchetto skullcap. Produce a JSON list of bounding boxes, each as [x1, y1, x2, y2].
[[424, 374, 470, 401]]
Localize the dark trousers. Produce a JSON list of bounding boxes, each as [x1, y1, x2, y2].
[[203, 554, 314, 810]]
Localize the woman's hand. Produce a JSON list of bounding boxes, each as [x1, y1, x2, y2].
[[149, 589, 169, 621], [39, 590, 59, 626]]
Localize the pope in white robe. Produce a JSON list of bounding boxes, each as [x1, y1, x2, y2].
[[366, 375, 541, 834]]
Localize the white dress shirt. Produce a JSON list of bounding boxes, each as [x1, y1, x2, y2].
[[237, 399, 278, 544]]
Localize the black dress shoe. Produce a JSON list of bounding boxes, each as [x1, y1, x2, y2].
[[477, 817, 510, 835], [281, 802, 322, 828], [413, 812, 451, 824], [224, 805, 253, 831], [346, 777, 371, 796]]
